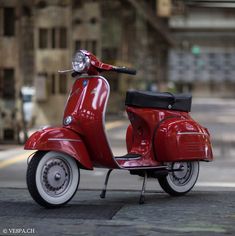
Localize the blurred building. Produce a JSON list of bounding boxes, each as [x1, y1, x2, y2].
[[33, 1, 71, 125], [33, 0, 172, 126], [5, 0, 235, 134], [0, 1, 27, 143], [0, 0, 172, 128], [169, 1, 235, 97]]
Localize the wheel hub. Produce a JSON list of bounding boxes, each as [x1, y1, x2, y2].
[[41, 158, 70, 196], [54, 173, 61, 181], [169, 162, 192, 186]]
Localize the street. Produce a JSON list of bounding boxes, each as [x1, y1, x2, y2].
[[1, 1, 235, 235], [0, 98, 235, 190], [0, 98, 235, 235], [0, 188, 234, 235]]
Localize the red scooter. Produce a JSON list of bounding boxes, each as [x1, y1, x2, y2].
[[25, 50, 213, 208]]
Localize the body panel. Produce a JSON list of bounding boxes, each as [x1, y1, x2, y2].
[[63, 76, 118, 169], [24, 127, 93, 170], [125, 106, 213, 164], [123, 106, 186, 167], [155, 118, 213, 162]]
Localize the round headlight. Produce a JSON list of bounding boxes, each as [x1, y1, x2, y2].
[[72, 51, 90, 72]]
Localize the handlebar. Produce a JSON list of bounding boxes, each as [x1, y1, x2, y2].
[[110, 66, 137, 75], [70, 50, 137, 76], [71, 66, 137, 77]]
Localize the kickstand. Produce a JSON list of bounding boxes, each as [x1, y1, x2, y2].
[[100, 169, 113, 199], [139, 171, 147, 204]]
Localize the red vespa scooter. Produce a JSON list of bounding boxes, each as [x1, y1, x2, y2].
[[25, 50, 213, 208]]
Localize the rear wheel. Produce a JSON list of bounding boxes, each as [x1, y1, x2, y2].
[[26, 151, 80, 208], [158, 161, 199, 196]]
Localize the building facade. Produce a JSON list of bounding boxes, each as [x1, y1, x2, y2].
[[169, 4, 235, 97], [32, 0, 171, 126], [2, 0, 235, 141], [33, 2, 71, 125], [0, 1, 23, 142], [0, 0, 172, 131]]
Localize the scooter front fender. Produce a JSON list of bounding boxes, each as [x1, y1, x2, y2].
[[24, 127, 93, 170]]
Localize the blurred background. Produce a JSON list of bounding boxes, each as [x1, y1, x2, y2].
[[0, 0, 235, 189], [1, 0, 235, 143]]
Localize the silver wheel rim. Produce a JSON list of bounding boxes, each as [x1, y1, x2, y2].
[[41, 157, 72, 197], [36, 151, 79, 205], [165, 161, 199, 193], [168, 162, 193, 186]]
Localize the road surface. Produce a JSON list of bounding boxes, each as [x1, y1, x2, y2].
[[0, 98, 235, 236], [0, 98, 235, 191], [0, 188, 235, 235]]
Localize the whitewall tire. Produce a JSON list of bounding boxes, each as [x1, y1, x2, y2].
[[158, 161, 199, 196], [27, 151, 80, 208]]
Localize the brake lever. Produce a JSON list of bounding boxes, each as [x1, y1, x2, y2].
[[58, 69, 73, 73]]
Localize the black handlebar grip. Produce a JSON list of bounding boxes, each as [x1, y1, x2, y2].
[[111, 66, 137, 75], [71, 71, 80, 77]]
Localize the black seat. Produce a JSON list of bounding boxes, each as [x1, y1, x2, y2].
[[125, 90, 192, 112]]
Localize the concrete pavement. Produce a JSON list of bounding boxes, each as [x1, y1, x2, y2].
[[0, 188, 234, 235], [0, 98, 235, 235]]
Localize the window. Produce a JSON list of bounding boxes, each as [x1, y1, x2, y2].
[[73, 18, 82, 25], [51, 73, 56, 94], [38, 28, 67, 49], [0, 70, 3, 97], [48, 73, 67, 95], [84, 40, 90, 50], [72, 0, 82, 8], [90, 17, 98, 24], [4, 8, 15, 36], [4, 129, 14, 140], [102, 48, 118, 60], [2, 69, 15, 99], [59, 74, 67, 94], [75, 40, 81, 51], [35, 73, 48, 101], [91, 40, 97, 54], [74, 40, 97, 54], [59, 27, 67, 49], [51, 28, 56, 49], [39, 28, 48, 49]]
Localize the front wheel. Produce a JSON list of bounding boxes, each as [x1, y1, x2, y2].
[[158, 161, 199, 196], [26, 151, 80, 208]]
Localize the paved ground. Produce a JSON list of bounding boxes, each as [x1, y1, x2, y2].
[[0, 98, 235, 235], [0, 188, 234, 236]]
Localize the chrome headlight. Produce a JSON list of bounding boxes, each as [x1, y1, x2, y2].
[[72, 51, 90, 73]]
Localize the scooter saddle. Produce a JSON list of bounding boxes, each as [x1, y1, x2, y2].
[[125, 90, 192, 112]]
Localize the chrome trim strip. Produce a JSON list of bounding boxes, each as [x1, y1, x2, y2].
[[122, 166, 168, 170], [84, 76, 125, 169], [48, 138, 81, 142], [100, 77, 116, 157], [177, 132, 207, 135], [58, 69, 73, 73], [115, 157, 142, 161]]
